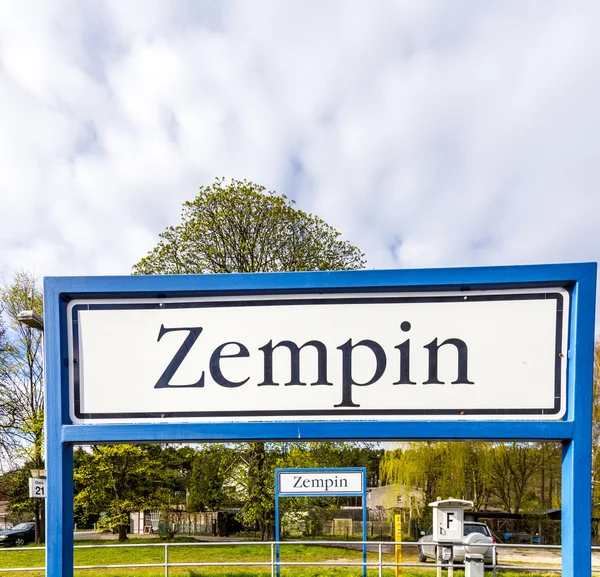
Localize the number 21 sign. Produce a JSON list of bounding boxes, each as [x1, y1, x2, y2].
[[28, 477, 46, 499]]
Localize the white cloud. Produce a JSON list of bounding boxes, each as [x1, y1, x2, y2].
[[0, 0, 598, 296]]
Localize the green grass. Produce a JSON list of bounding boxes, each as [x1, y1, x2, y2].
[[0, 540, 562, 577]]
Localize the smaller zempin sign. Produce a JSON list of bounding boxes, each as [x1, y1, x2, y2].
[[275, 467, 368, 577], [277, 469, 364, 495]]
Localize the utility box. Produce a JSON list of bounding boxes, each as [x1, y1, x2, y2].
[[429, 498, 473, 543]]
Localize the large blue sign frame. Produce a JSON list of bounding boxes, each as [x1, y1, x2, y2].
[[44, 262, 596, 576], [274, 467, 368, 576]]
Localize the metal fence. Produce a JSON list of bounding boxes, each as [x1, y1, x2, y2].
[[1, 540, 599, 574]]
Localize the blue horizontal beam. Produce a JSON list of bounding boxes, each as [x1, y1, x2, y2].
[[60, 419, 575, 444], [45, 261, 596, 297]]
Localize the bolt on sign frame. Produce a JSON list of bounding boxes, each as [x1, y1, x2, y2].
[[274, 467, 367, 577], [44, 262, 596, 577]]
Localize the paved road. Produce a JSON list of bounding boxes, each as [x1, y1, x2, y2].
[[73, 531, 246, 542], [74, 531, 155, 540]]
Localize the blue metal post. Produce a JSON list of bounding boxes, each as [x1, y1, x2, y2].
[[561, 269, 595, 577], [362, 468, 367, 577], [274, 472, 280, 577], [46, 444, 74, 577], [45, 278, 75, 577], [562, 439, 591, 576]]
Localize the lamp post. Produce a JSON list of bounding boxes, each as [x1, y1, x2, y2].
[[17, 310, 45, 544]]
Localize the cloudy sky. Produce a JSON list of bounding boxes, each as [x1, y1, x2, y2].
[[1, 1, 598, 287]]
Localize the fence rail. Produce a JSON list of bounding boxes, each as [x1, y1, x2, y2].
[[1, 539, 600, 574]]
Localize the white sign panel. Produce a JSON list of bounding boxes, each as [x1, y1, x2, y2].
[[278, 470, 364, 495], [29, 478, 46, 499], [433, 507, 464, 543], [67, 288, 568, 423]]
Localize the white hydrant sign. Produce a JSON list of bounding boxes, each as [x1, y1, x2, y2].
[[431, 498, 472, 544], [434, 506, 464, 542]]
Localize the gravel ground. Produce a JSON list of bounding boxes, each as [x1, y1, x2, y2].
[[498, 545, 600, 567]]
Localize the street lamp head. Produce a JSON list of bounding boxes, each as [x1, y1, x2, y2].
[[17, 310, 44, 331]]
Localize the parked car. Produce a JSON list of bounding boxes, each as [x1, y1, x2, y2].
[[0, 522, 36, 547], [417, 521, 496, 564]]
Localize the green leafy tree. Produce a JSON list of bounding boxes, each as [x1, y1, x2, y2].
[[187, 445, 239, 513], [0, 304, 9, 387], [532, 442, 561, 511], [242, 441, 276, 539], [0, 272, 44, 462], [439, 442, 492, 510], [382, 439, 560, 528], [4, 461, 41, 523], [312, 443, 383, 488], [132, 177, 366, 539], [0, 305, 15, 457], [379, 442, 491, 525], [74, 445, 165, 541], [144, 445, 195, 539], [380, 442, 449, 527], [0, 271, 44, 542], [133, 178, 365, 276], [73, 447, 100, 529], [487, 442, 545, 513], [145, 444, 195, 500]]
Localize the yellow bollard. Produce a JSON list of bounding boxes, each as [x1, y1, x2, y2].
[[395, 514, 402, 577]]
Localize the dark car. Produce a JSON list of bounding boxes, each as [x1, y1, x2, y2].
[[0, 522, 36, 547]]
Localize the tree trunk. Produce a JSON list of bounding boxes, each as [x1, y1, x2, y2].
[[117, 524, 128, 541], [34, 501, 42, 544]]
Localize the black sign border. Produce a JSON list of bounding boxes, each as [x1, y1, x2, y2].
[[70, 291, 565, 421]]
